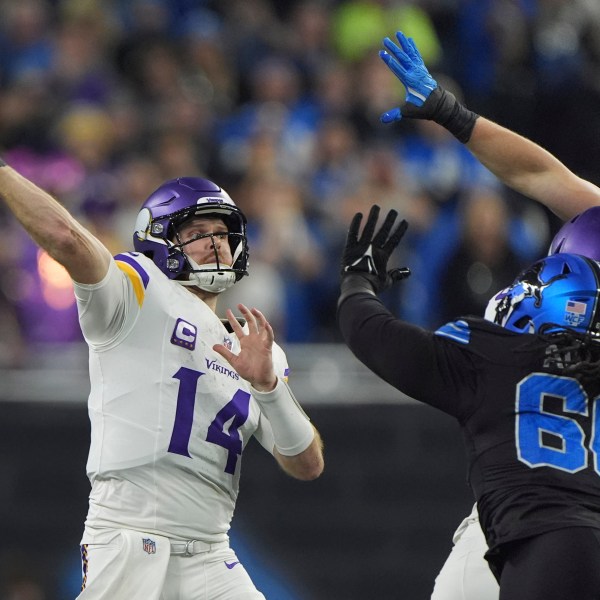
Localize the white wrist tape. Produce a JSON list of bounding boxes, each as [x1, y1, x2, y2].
[[251, 378, 314, 456]]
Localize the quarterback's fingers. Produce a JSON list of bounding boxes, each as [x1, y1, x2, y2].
[[225, 308, 245, 338], [238, 303, 260, 333], [213, 343, 236, 363], [251, 308, 274, 343]]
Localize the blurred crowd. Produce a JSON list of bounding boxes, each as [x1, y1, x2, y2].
[[1, 0, 600, 371]]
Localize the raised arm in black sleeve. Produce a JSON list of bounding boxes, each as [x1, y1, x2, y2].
[[337, 206, 475, 416], [337, 277, 448, 409]]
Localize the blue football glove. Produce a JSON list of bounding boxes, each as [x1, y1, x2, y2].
[[341, 205, 410, 295], [379, 31, 438, 123], [379, 31, 479, 143]]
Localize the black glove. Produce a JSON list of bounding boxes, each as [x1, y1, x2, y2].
[[341, 205, 411, 294]]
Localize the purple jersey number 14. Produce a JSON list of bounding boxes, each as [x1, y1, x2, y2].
[[168, 367, 251, 474]]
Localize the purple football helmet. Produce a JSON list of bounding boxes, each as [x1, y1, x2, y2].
[[549, 206, 600, 260], [133, 177, 248, 292]]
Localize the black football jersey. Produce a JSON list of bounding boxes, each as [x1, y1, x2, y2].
[[338, 292, 600, 555]]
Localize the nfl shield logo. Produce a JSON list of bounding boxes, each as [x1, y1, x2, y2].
[[223, 336, 233, 351], [142, 538, 156, 555]]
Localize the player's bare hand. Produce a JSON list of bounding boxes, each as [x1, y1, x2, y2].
[[213, 304, 277, 391]]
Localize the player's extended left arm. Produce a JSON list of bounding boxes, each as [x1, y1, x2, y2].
[[337, 206, 450, 403], [379, 31, 600, 220]]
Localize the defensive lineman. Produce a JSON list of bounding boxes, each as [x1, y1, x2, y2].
[[377, 30, 600, 600], [338, 205, 600, 599]]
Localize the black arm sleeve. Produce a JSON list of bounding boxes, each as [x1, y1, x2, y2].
[[337, 291, 471, 416]]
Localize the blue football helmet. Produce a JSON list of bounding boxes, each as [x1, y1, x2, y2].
[[133, 177, 248, 293], [485, 253, 600, 336], [549, 206, 600, 259]]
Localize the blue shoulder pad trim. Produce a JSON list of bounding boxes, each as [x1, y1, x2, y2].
[[434, 320, 471, 344]]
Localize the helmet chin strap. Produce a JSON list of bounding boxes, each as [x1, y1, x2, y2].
[[178, 256, 237, 294]]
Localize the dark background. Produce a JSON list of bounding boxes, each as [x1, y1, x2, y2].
[[0, 392, 472, 600]]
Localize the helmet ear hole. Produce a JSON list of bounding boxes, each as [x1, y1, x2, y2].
[[561, 262, 572, 275], [513, 316, 531, 330]]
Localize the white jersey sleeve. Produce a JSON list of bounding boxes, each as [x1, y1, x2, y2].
[[73, 257, 139, 347]]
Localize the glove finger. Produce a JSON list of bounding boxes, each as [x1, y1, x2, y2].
[[347, 211, 363, 245], [389, 267, 411, 282], [383, 219, 409, 253], [395, 31, 412, 52], [373, 209, 398, 247], [403, 35, 425, 66], [360, 205, 380, 244], [382, 37, 401, 58], [380, 107, 402, 124], [382, 38, 413, 71], [379, 49, 408, 82], [395, 32, 424, 68]]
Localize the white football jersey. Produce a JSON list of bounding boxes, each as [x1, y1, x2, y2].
[[74, 253, 288, 542]]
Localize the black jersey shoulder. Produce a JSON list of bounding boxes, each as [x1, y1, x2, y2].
[[434, 316, 549, 366]]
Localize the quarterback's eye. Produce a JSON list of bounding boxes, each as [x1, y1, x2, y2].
[[184, 231, 204, 242], [180, 231, 218, 244], [182, 230, 227, 243]]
